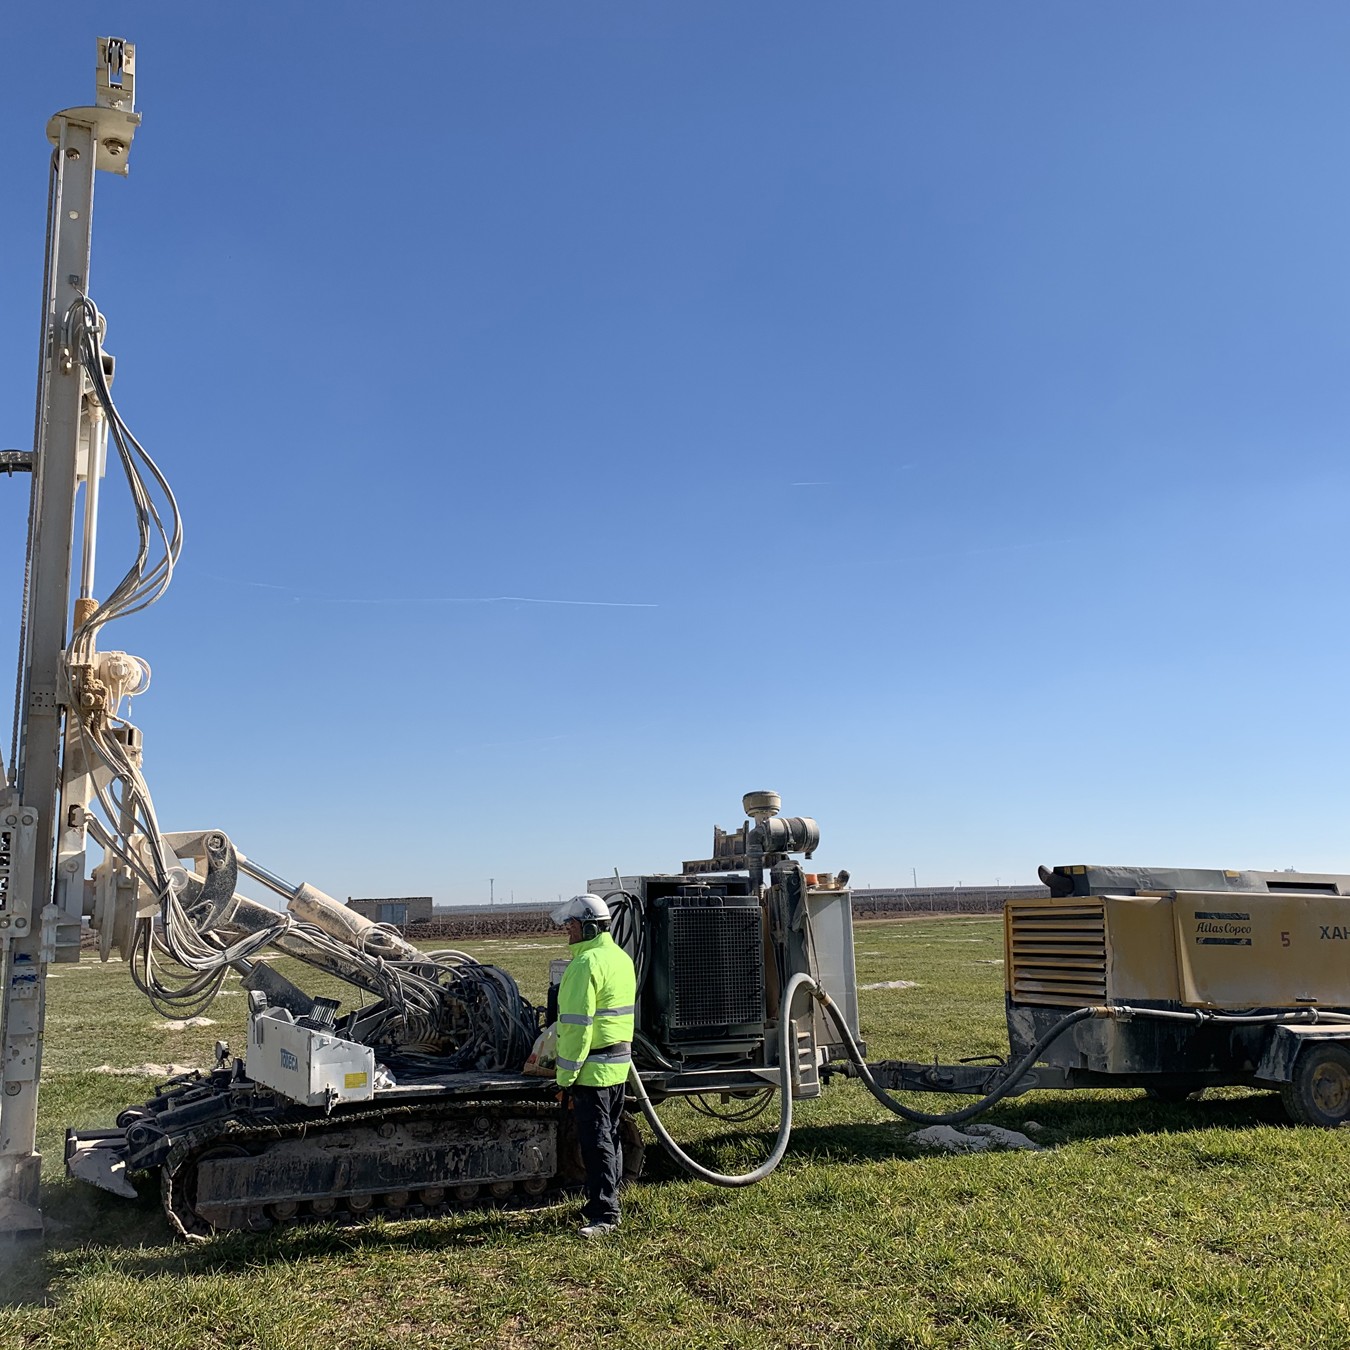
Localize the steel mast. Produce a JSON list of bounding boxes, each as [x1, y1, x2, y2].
[[0, 38, 139, 1238]]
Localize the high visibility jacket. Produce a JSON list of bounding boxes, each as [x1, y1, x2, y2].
[[555, 931, 636, 1089]]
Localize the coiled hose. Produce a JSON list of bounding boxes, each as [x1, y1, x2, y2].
[[626, 972, 820, 1187]]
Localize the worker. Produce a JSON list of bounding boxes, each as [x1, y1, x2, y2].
[[551, 893, 636, 1238]]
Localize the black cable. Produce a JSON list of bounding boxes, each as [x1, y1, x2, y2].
[[689, 1090, 775, 1123]]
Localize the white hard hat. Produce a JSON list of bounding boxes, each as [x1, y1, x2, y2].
[[550, 893, 611, 926]]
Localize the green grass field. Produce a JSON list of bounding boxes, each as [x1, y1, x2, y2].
[[2, 916, 1348, 1349]]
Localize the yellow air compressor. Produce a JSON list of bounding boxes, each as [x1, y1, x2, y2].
[[867, 865, 1350, 1127]]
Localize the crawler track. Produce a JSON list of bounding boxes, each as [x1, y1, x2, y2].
[[156, 1098, 643, 1240]]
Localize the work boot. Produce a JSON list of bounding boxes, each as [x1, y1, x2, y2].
[[578, 1221, 618, 1239]]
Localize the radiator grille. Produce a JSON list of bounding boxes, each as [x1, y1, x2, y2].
[[669, 906, 764, 1030], [1008, 902, 1107, 1007]]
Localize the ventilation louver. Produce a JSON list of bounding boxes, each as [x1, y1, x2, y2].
[[1008, 903, 1107, 1008]]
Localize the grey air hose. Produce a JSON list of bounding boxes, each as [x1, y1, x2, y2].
[[631, 975, 1101, 1184], [816, 993, 1350, 1125], [631, 978, 1350, 1186], [626, 971, 819, 1187], [810, 985, 1099, 1125]]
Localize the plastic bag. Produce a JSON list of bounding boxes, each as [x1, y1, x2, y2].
[[521, 1022, 559, 1077]]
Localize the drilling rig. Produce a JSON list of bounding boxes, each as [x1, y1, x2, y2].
[[0, 43, 866, 1240], [8, 40, 1350, 1244]]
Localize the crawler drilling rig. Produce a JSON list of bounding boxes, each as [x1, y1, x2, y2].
[[2, 43, 863, 1238], [9, 41, 1350, 1245]]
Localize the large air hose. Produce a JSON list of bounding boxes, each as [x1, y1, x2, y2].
[[631, 978, 1350, 1186], [626, 972, 819, 1187]]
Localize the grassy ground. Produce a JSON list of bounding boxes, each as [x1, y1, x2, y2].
[[2, 917, 1348, 1348]]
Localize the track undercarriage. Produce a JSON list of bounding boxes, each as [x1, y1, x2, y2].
[[68, 1066, 645, 1239]]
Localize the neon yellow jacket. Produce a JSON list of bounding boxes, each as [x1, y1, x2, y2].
[[555, 931, 636, 1089]]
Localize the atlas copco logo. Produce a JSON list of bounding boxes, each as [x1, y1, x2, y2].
[[279, 1048, 299, 1072], [1193, 911, 1252, 946]]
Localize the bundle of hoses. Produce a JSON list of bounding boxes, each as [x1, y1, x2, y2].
[[628, 975, 1350, 1187]]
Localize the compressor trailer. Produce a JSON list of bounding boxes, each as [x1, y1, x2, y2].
[[861, 864, 1350, 1131]]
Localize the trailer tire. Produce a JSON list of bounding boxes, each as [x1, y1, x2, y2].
[[1281, 1043, 1350, 1128]]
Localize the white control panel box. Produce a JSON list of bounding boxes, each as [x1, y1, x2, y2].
[[246, 1008, 375, 1108]]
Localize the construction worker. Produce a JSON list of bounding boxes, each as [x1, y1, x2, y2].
[[551, 893, 636, 1238]]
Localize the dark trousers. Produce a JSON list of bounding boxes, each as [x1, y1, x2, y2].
[[571, 1082, 625, 1225]]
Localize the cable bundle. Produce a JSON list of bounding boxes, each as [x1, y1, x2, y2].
[[604, 889, 649, 985], [64, 295, 181, 652]]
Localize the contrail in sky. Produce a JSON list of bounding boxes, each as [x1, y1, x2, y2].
[[316, 595, 658, 608], [201, 575, 657, 607]]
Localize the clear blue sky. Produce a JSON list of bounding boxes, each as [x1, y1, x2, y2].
[[3, 5, 1349, 906]]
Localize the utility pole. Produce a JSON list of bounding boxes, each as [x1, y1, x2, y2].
[[911, 867, 917, 888], [489, 878, 494, 908], [0, 39, 139, 1238]]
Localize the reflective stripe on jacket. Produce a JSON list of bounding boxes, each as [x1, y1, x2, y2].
[[555, 931, 636, 1088]]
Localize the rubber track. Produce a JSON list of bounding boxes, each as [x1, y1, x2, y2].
[[160, 1098, 569, 1241]]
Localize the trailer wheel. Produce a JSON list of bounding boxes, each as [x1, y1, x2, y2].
[[1281, 1043, 1350, 1128]]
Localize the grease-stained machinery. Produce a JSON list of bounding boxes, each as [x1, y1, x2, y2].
[[4, 41, 1350, 1242]]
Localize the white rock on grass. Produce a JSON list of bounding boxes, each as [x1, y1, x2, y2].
[[152, 1016, 217, 1031], [909, 1123, 1042, 1153], [859, 980, 918, 991], [966, 1123, 1042, 1151], [910, 1125, 990, 1152]]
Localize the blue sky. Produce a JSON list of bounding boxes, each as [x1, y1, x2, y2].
[[3, 5, 1350, 905]]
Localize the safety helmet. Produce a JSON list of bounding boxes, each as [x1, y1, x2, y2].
[[550, 893, 611, 927]]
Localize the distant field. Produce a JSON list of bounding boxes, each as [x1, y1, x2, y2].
[[3, 917, 1349, 1349]]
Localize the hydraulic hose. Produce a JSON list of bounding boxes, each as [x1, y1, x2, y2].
[[627, 971, 818, 1187]]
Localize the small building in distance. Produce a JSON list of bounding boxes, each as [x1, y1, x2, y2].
[[348, 896, 434, 928]]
